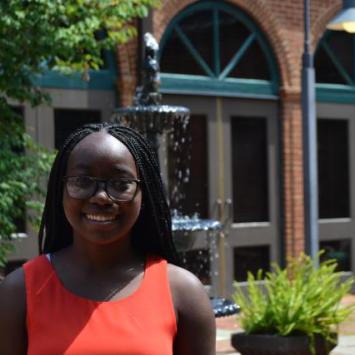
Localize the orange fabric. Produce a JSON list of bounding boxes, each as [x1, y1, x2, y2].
[[23, 255, 177, 355]]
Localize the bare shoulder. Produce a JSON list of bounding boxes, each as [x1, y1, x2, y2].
[[0, 266, 26, 308], [0, 267, 27, 355], [167, 264, 209, 304], [167, 264, 216, 355]]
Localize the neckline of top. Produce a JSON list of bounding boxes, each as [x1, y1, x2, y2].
[[41, 254, 151, 305]]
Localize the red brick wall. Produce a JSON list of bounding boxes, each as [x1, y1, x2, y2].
[[116, 20, 139, 107], [116, 0, 342, 260]]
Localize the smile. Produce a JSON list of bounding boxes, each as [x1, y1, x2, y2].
[[85, 214, 118, 222]]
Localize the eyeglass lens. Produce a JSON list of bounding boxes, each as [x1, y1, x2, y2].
[[65, 177, 138, 201]]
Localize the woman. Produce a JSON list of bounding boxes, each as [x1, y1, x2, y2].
[[0, 123, 216, 355]]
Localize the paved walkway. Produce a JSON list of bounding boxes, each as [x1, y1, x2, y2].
[[216, 294, 355, 354]]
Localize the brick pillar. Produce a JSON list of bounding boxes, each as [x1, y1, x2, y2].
[[116, 35, 139, 107], [280, 88, 305, 260]]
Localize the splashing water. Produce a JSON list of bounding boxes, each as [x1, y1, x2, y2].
[[111, 32, 238, 317]]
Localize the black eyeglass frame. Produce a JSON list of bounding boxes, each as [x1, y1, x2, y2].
[[63, 176, 141, 202]]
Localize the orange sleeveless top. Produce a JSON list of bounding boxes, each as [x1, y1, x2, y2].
[[23, 255, 177, 355]]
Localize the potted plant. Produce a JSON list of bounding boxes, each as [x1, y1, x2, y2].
[[231, 253, 355, 355]]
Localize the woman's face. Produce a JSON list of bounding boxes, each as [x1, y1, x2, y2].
[[63, 131, 142, 246]]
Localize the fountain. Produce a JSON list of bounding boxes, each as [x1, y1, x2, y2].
[[112, 33, 239, 317]]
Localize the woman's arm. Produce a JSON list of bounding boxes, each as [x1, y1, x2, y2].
[[168, 264, 216, 355], [0, 268, 27, 355]]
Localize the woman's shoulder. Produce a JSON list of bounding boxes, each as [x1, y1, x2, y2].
[[166, 263, 216, 355], [0, 267, 28, 354], [167, 263, 205, 291], [166, 263, 212, 315], [0, 265, 26, 309], [0, 266, 26, 326]]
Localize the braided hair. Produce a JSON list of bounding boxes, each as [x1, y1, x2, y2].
[[38, 122, 179, 264]]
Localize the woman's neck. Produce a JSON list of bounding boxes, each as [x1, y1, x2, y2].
[[65, 236, 142, 273]]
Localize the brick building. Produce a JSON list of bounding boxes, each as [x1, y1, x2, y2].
[[9, 0, 354, 296]]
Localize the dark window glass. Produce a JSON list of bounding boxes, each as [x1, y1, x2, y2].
[[160, 28, 206, 75], [219, 10, 250, 71], [229, 40, 270, 80], [10, 106, 25, 154], [54, 109, 101, 149], [13, 204, 26, 234], [180, 249, 210, 284], [234, 245, 270, 281], [315, 46, 347, 84], [179, 10, 214, 71], [168, 114, 208, 218], [95, 30, 114, 70], [232, 117, 269, 222], [327, 32, 353, 78], [318, 119, 350, 218], [315, 31, 353, 85], [320, 239, 351, 272], [160, 7, 272, 81]]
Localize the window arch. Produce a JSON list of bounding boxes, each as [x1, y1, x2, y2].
[[315, 31, 355, 103], [159, 1, 279, 98]]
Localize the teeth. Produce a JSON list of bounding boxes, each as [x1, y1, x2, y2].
[[86, 214, 116, 222]]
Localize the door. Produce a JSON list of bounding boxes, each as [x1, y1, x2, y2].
[[163, 95, 280, 297], [317, 103, 355, 273]]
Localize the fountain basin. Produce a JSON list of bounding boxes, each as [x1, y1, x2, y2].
[[172, 217, 222, 252], [114, 105, 190, 134]]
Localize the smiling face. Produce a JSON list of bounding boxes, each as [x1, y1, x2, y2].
[[63, 131, 142, 246]]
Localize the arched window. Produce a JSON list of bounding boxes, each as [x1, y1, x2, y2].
[[159, 1, 279, 98], [315, 31, 355, 103]]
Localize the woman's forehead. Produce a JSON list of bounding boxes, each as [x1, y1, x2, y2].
[[66, 131, 137, 173]]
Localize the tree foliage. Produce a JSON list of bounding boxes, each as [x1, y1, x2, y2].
[[0, 0, 160, 266]]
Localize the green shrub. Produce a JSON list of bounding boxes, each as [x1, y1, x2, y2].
[[233, 253, 355, 353]]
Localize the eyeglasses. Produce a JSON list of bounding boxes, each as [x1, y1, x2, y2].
[[63, 176, 141, 202]]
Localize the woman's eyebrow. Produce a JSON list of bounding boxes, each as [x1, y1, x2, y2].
[[68, 163, 136, 176], [111, 166, 136, 176]]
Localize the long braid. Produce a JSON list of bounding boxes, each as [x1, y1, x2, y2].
[[106, 125, 178, 264], [38, 123, 179, 264], [39, 127, 98, 253]]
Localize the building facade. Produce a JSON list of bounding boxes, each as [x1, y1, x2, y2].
[[8, 0, 355, 296]]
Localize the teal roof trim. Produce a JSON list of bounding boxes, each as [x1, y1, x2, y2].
[[35, 69, 116, 90], [316, 84, 355, 104], [34, 51, 116, 90], [161, 73, 277, 99]]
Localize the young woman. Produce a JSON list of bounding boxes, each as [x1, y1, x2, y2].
[[0, 123, 216, 355]]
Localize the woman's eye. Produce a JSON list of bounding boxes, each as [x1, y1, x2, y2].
[[74, 177, 92, 188], [112, 181, 130, 191]]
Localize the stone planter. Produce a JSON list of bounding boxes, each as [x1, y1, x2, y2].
[[231, 332, 337, 355]]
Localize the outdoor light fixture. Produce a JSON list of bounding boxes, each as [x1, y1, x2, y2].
[[327, 0, 355, 33]]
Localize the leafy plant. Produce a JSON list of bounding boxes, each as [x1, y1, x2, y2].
[[233, 253, 355, 354], [0, 109, 55, 266]]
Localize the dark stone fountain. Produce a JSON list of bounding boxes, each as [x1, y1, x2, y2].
[[112, 33, 239, 318], [114, 33, 189, 154]]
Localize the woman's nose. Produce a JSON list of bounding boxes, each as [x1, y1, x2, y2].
[[89, 182, 112, 204]]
